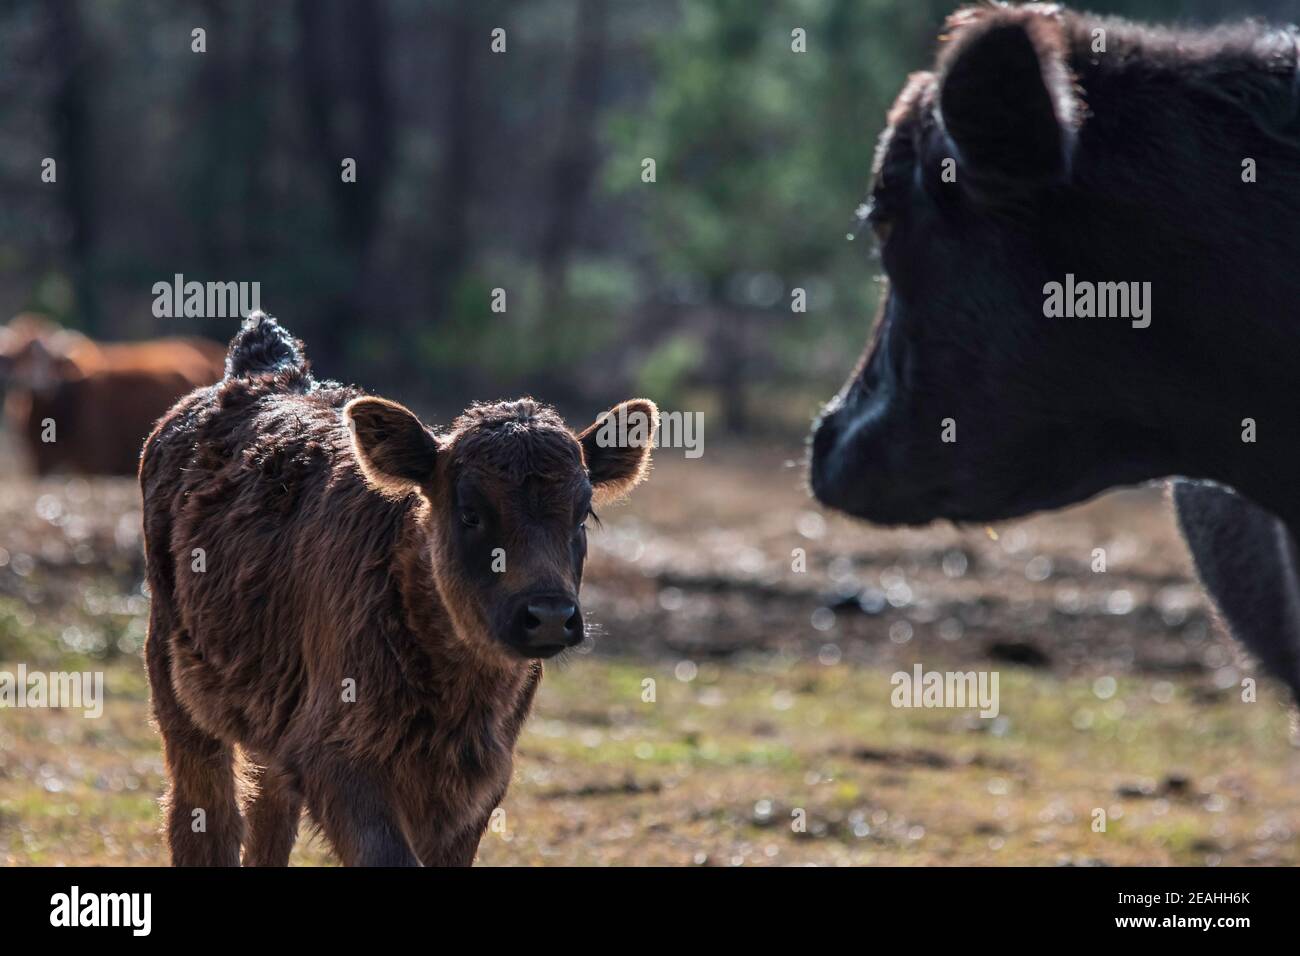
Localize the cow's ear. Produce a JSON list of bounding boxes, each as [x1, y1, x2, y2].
[[14, 335, 81, 387], [577, 399, 658, 505], [345, 397, 439, 498], [937, 9, 1077, 197]]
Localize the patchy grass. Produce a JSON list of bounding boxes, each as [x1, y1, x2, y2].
[[3, 654, 1297, 866], [480, 657, 1300, 866]]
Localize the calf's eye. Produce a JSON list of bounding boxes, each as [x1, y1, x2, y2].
[[460, 509, 481, 530], [871, 217, 894, 245]]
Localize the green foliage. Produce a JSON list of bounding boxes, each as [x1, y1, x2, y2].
[[635, 332, 706, 406], [602, 0, 956, 415]]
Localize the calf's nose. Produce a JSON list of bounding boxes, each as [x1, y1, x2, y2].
[[524, 596, 581, 648]]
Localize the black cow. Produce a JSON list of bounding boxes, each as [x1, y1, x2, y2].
[[809, 3, 1300, 700]]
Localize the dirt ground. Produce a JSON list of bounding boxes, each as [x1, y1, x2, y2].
[[2, 433, 1298, 866]]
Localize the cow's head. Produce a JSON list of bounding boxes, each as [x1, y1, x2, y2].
[[0, 315, 92, 397], [809, 4, 1246, 525], [346, 395, 656, 660]]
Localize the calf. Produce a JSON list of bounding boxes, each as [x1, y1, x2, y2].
[[0, 315, 226, 475], [809, 4, 1300, 700], [140, 312, 655, 865]]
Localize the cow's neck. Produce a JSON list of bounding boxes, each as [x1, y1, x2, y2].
[[1171, 383, 1300, 534]]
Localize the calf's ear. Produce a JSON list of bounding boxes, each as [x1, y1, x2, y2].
[[345, 396, 439, 497], [577, 399, 659, 505], [937, 9, 1077, 197]]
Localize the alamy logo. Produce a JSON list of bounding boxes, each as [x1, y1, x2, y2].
[[50, 886, 151, 936], [593, 406, 704, 459], [152, 273, 261, 318], [890, 664, 1000, 718], [0, 665, 103, 718], [1043, 273, 1151, 328]]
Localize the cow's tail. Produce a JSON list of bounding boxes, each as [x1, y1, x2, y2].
[[224, 311, 310, 387]]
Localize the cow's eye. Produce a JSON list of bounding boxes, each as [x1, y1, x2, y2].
[[870, 216, 894, 245], [460, 509, 481, 529]]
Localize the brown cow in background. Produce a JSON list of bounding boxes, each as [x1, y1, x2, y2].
[[0, 314, 226, 475]]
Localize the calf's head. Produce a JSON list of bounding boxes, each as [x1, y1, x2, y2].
[[810, 5, 1272, 524], [346, 395, 657, 660]]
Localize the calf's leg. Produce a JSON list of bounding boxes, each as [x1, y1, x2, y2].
[[437, 819, 491, 867], [301, 761, 418, 866], [241, 763, 303, 866], [1172, 479, 1300, 702], [145, 626, 243, 865], [409, 809, 492, 867]]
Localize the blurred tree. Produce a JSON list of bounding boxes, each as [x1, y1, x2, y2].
[[428, 0, 481, 340], [295, 0, 394, 368], [46, 0, 97, 332], [539, 0, 608, 326]]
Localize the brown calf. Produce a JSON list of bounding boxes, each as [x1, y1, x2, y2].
[[140, 313, 655, 865], [0, 314, 225, 475]]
